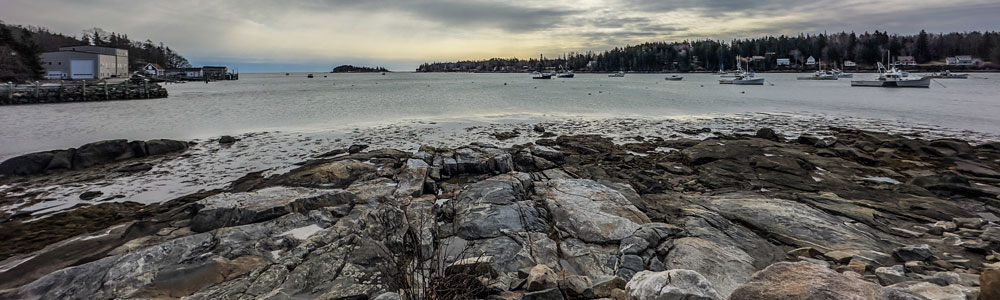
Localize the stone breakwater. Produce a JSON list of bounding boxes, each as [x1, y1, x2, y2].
[[0, 81, 168, 105], [2, 128, 1000, 299]]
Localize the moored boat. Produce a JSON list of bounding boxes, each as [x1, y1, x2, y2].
[[926, 70, 968, 79], [608, 71, 625, 77], [557, 71, 574, 78], [851, 62, 930, 88], [832, 68, 854, 78], [665, 75, 683, 81], [797, 70, 839, 80], [307, 74, 314, 78], [531, 71, 552, 79]]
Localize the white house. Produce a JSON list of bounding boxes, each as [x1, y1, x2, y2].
[[947, 55, 976, 66], [843, 61, 857, 68], [776, 58, 791, 66], [142, 63, 165, 77], [805, 56, 816, 66]]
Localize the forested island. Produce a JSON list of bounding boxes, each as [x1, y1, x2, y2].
[[0, 21, 191, 82], [331, 65, 388, 73], [417, 30, 1000, 72]]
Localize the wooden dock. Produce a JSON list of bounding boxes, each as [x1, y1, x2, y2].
[[1, 80, 168, 106]]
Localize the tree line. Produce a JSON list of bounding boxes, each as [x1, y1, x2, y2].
[[0, 21, 191, 82], [331, 65, 388, 73], [417, 30, 1000, 73]]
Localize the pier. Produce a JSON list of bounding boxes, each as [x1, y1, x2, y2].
[[0, 80, 167, 106]]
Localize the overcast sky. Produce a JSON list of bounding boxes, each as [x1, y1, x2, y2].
[[2, 0, 998, 71]]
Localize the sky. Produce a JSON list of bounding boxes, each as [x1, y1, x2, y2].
[[2, 0, 999, 72]]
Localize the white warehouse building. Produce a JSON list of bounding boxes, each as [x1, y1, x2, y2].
[[40, 45, 129, 80]]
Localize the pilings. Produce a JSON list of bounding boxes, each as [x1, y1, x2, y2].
[[0, 80, 168, 105]]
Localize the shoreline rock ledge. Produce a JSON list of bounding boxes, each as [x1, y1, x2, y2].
[[1, 128, 1000, 299], [0, 139, 188, 176]]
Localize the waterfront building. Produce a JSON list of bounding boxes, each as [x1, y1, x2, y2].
[[40, 45, 128, 80], [776, 58, 791, 66], [141, 63, 165, 77]]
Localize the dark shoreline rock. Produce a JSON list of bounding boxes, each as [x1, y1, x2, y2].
[[2, 128, 999, 299], [0, 139, 188, 176]]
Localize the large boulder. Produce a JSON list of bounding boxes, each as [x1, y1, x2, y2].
[[439, 145, 514, 176], [730, 262, 927, 300], [144, 139, 188, 155], [191, 187, 356, 232], [626, 270, 721, 300], [277, 159, 377, 188], [452, 179, 548, 240], [702, 194, 887, 252], [537, 179, 650, 243], [663, 237, 756, 298], [393, 158, 430, 197], [0, 151, 56, 175], [72, 139, 136, 169]]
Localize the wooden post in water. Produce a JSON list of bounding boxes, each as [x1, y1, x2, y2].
[[144, 80, 149, 98], [59, 81, 64, 101], [4, 82, 11, 104], [104, 80, 109, 100], [82, 80, 87, 101], [34, 81, 40, 102]]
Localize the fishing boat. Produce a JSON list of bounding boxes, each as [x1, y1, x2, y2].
[[531, 71, 552, 79], [557, 70, 575, 78], [608, 71, 625, 77], [797, 70, 839, 80], [832, 68, 854, 78], [721, 56, 765, 85], [307, 74, 314, 78], [926, 70, 968, 79], [851, 62, 930, 88], [664, 75, 683, 81]]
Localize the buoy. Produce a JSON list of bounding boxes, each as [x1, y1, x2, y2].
[[504, 83, 507, 85], [741, 91, 745, 94]]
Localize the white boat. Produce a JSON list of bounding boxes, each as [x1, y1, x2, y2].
[[851, 62, 930, 88], [797, 70, 839, 80], [832, 68, 854, 78], [721, 56, 765, 85], [531, 71, 552, 79], [664, 75, 683, 81], [557, 70, 574, 78], [926, 70, 968, 79], [608, 71, 625, 77]]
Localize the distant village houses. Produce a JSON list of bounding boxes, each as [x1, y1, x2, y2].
[[40, 45, 128, 80], [141, 63, 165, 77], [775, 58, 791, 66], [946, 55, 978, 66], [896, 56, 916, 66]]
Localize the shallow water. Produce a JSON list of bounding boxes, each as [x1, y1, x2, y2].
[[1, 72, 998, 159]]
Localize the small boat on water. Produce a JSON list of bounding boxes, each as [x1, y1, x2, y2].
[[797, 70, 839, 80], [851, 62, 930, 88], [608, 71, 625, 77], [832, 68, 853, 78], [720, 56, 764, 85], [926, 70, 968, 79], [531, 71, 552, 79], [557, 71, 575, 78], [307, 74, 314, 78], [664, 75, 683, 81]]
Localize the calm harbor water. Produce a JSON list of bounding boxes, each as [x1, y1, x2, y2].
[[1, 72, 998, 160]]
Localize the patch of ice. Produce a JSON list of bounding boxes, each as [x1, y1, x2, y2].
[[764, 153, 776, 157], [654, 147, 679, 153], [861, 176, 901, 185], [816, 167, 828, 172], [812, 176, 823, 182], [279, 224, 323, 240], [435, 198, 451, 206], [270, 250, 282, 260]]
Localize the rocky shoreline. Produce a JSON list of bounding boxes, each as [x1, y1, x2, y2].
[[2, 124, 1000, 299]]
